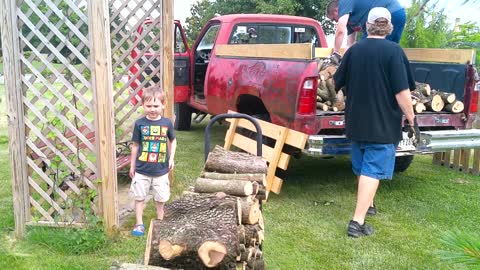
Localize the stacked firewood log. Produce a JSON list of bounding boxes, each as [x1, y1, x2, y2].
[[316, 58, 464, 115], [316, 59, 345, 112], [411, 82, 464, 113], [144, 145, 266, 270]]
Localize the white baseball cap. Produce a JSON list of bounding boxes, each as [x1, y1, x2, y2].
[[367, 7, 391, 23]]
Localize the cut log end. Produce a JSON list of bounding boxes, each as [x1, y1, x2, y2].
[[444, 101, 464, 113], [426, 95, 445, 112], [158, 240, 185, 260], [198, 241, 227, 267]]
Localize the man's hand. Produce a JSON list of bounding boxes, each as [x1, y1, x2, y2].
[[129, 167, 135, 179], [329, 52, 342, 66], [404, 118, 420, 146]]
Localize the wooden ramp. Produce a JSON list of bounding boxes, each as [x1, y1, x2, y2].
[[224, 111, 308, 199]]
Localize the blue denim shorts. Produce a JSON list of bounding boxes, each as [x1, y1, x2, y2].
[[350, 141, 396, 180]]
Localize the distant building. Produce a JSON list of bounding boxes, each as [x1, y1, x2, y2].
[[454, 18, 461, 33]]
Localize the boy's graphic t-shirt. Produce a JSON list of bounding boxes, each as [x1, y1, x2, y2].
[[132, 116, 175, 177]]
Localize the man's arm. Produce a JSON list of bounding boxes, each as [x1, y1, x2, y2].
[[334, 14, 349, 53], [395, 89, 415, 125], [129, 142, 139, 178], [345, 32, 357, 51]]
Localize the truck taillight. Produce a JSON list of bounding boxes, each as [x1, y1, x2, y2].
[[470, 89, 478, 113], [298, 78, 317, 115]]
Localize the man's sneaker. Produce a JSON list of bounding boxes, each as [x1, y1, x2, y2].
[[132, 224, 145, 236], [347, 220, 374, 238], [367, 204, 377, 216]]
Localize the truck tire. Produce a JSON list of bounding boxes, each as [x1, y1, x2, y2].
[[174, 102, 192, 131], [394, 155, 414, 172]]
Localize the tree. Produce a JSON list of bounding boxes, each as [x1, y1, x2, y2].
[[400, 0, 451, 48], [448, 22, 480, 65], [19, 1, 88, 64], [183, 0, 335, 45]]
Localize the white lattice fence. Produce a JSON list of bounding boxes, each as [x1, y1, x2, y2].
[[14, 0, 99, 226], [109, 0, 164, 143], [2, 0, 172, 236]]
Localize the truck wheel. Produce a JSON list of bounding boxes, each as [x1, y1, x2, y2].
[[174, 102, 192, 131], [394, 155, 414, 172]]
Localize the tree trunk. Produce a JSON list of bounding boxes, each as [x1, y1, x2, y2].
[[240, 198, 260, 225], [243, 224, 264, 245], [416, 82, 431, 96], [414, 103, 426, 114], [195, 178, 254, 196], [317, 87, 330, 101], [205, 145, 267, 174], [444, 100, 464, 113], [201, 172, 266, 186], [432, 90, 456, 104], [316, 102, 329, 111], [425, 94, 445, 112], [145, 193, 240, 269]]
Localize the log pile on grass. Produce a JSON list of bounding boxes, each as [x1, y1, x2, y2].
[[144, 146, 266, 269]]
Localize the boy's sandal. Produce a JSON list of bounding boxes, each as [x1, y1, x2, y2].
[[132, 224, 145, 236]]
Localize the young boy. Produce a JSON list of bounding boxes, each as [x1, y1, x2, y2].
[[129, 86, 177, 236]]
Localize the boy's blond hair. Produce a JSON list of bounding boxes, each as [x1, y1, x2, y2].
[[142, 85, 165, 104]]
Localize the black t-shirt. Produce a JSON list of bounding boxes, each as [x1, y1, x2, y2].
[[132, 116, 176, 176], [334, 38, 414, 144]]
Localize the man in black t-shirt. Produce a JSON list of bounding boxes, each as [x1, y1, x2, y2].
[[334, 7, 415, 237]]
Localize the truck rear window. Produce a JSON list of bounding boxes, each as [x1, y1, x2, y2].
[[229, 24, 319, 46]]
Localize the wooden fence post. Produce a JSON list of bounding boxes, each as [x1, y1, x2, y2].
[[88, 0, 119, 234], [1, 0, 31, 238], [162, 0, 174, 120], [162, 0, 174, 183]]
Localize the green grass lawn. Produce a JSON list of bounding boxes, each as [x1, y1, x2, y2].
[[1, 84, 479, 269]]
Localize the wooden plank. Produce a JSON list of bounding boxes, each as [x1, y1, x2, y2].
[[270, 176, 283, 195], [230, 133, 291, 170], [452, 149, 462, 170], [443, 150, 451, 167], [29, 197, 55, 222], [315, 47, 476, 64], [1, 0, 30, 238], [162, 0, 175, 187], [26, 220, 86, 228], [472, 148, 480, 175], [432, 152, 443, 165], [224, 118, 239, 150], [216, 43, 314, 60], [88, 0, 119, 234], [403, 48, 475, 64], [163, 0, 175, 111], [226, 115, 308, 149], [460, 149, 469, 172], [265, 128, 288, 199]]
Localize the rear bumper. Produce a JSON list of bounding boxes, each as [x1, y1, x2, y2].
[[304, 135, 415, 157], [304, 129, 480, 157]]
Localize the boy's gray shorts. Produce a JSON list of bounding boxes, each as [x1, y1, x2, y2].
[[129, 172, 170, 202]]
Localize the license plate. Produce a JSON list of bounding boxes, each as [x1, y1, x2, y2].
[[329, 120, 344, 126], [435, 117, 450, 124], [397, 132, 416, 152]]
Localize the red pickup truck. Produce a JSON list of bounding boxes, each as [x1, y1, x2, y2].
[[132, 14, 479, 172]]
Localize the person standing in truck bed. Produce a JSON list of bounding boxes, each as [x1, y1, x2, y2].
[[326, 0, 406, 63], [334, 7, 417, 237]]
